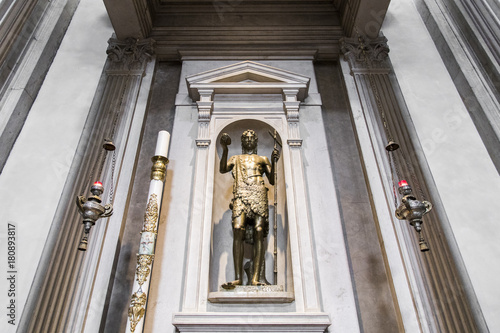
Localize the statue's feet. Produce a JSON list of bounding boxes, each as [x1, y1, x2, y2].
[[221, 280, 242, 290], [250, 279, 266, 286], [260, 277, 271, 286]]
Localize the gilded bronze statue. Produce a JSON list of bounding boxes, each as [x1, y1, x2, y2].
[[220, 129, 279, 289]]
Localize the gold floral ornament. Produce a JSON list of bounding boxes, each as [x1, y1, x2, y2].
[[128, 292, 147, 332], [142, 194, 158, 233], [136, 254, 154, 286]]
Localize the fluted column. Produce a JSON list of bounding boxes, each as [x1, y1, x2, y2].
[[24, 36, 156, 333], [82, 36, 157, 333], [340, 35, 479, 332]]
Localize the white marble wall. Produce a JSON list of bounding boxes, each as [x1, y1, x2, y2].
[[0, 0, 112, 331], [384, 0, 500, 331]]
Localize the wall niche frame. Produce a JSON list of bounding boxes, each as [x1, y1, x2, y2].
[[209, 119, 292, 303], [173, 61, 331, 333]]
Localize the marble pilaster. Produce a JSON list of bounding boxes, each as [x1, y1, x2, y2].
[[23, 36, 157, 333], [340, 35, 480, 332]]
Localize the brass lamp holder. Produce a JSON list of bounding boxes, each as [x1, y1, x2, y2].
[[395, 182, 432, 252], [75, 139, 116, 251], [76, 181, 113, 251], [386, 141, 433, 252]]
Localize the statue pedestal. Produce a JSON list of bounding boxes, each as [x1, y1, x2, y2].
[[172, 312, 331, 333], [208, 285, 294, 303]]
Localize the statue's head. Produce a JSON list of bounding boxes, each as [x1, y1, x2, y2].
[[241, 129, 257, 154]]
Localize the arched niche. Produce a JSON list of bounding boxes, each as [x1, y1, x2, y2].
[[175, 61, 330, 332], [209, 119, 292, 301]]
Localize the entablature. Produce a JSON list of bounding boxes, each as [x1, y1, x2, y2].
[[102, 0, 391, 60]]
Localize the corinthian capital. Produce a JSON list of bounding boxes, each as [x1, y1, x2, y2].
[[340, 35, 390, 72], [106, 37, 155, 72]]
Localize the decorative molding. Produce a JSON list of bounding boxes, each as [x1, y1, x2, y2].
[[128, 292, 147, 332], [173, 312, 331, 332], [340, 36, 390, 73], [283, 102, 300, 122], [135, 254, 154, 286], [287, 139, 303, 147], [186, 61, 310, 102], [196, 89, 214, 122], [187, 61, 310, 145], [106, 37, 155, 72], [141, 194, 159, 233], [282, 89, 300, 123], [195, 139, 211, 148], [208, 285, 293, 303], [148, 1, 344, 60]]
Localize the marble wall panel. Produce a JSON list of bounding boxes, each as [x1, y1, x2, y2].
[[314, 61, 400, 333]]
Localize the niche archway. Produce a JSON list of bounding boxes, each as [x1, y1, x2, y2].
[[209, 119, 292, 302], [175, 61, 330, 330]]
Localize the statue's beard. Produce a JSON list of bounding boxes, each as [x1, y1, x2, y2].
[[242, 145, 257, 154]]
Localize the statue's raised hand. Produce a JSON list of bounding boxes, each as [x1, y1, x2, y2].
[[272, 148, 280, 161], [220, 133, 231, 147]]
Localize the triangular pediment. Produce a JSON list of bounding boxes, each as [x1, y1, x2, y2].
[[186, 61, 310, 101], [213, 73, 282, 83]]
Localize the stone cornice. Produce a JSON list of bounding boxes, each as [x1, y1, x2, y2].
[[336, 0, 391, 38], [103, 0, 152, 39], [102, 0, 394, 60]]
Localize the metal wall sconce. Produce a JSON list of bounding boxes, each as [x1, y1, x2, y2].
[[386, 142, 432, 252], [76, 180, 113, 250], [395, 179, 432, 252], [76, 139, 116, 251]]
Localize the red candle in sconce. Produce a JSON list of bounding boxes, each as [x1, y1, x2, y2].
[[398, 180, 408, 187], [92, 181, 104, 191]]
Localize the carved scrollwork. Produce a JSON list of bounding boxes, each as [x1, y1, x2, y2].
[[340, 36, 390, 71], [198, 107, 212, 122], [135, 254, 154, 286], [142, 194, 158, 233], [128, 292, 147, 332], [107, 37, 155, 71]]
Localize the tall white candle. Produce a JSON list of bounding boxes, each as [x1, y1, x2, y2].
[[155, 130, 170, 157]]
